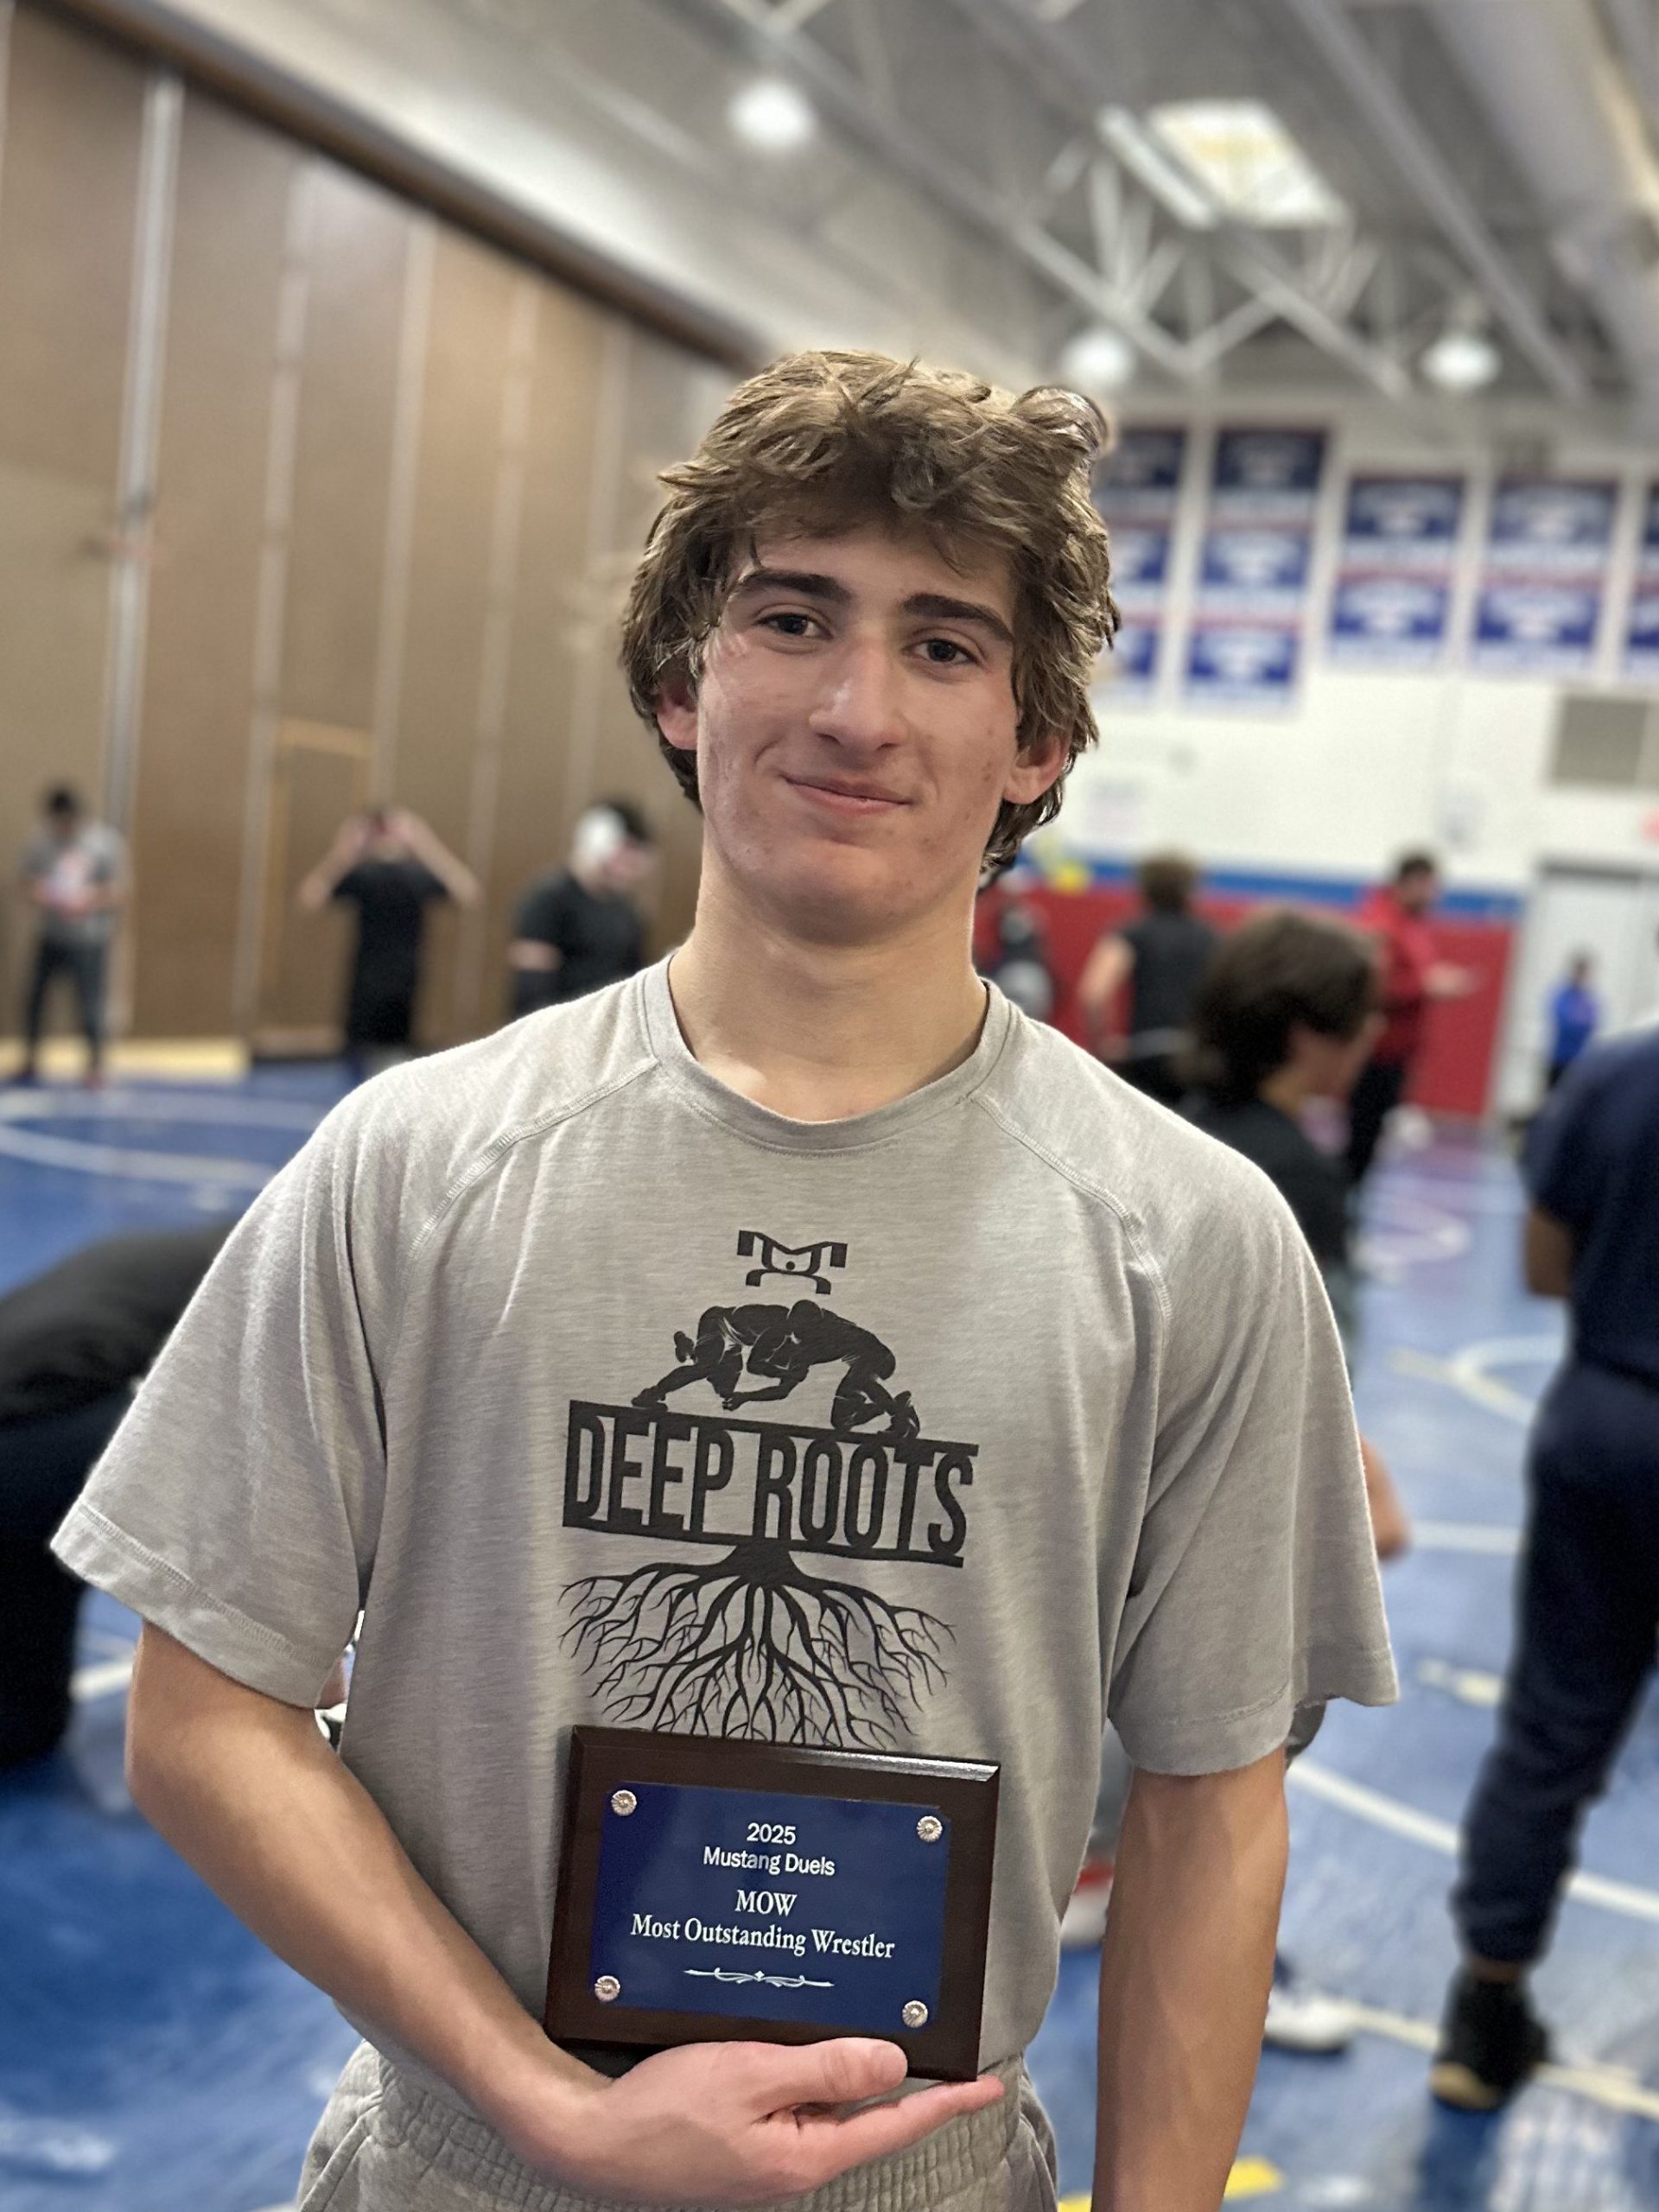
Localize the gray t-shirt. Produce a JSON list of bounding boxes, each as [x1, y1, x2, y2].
[[56, 962, 1395, 2102], [21, 823, 126, 946]]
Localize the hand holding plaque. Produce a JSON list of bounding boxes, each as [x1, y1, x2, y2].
[[503, 2034, 1006, 2207], [545, 1730, 999, 2082]]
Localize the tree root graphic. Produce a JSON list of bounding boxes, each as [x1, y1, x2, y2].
[[562, 1539, 951, 1748]]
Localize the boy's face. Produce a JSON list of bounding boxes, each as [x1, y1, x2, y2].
[[656, 526, 1064, 944]]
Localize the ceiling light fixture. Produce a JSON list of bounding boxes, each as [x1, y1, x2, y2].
[[1421, 321, 1502, 393], [1098, 106, 1217, 231], [1058, 324, 1137, 396], [1128, 100, 1347, 231], [729, 77, 817, 154]]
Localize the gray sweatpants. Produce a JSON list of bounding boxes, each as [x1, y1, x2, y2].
[[298, 2044, 1058, 2212]]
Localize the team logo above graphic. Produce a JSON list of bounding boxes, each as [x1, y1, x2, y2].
[[560, 1232, 976, 1750]]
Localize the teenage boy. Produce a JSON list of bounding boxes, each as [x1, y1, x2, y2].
[[54, 353, 1395, 2212]]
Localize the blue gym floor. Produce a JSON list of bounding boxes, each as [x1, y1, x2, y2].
[[2, 1078, 1656, 2210]]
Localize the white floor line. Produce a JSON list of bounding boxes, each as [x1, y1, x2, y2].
[[1409, 1521, 1522, 1555], [1343, 2002, 1659, 2123], [1416, 1657, 1504, 1707], [1389, 1347, 1535, 1427], [1289, 1761, 1659, 1923]]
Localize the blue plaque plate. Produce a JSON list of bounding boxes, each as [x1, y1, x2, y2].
[[545, 1729, 998, 2081], [591, 1780, 947, 2033]]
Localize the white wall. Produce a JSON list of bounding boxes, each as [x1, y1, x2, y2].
[[1052, 393, 1659, 1109]]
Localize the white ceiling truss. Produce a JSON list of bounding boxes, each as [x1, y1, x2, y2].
[[438, 0, 1659, 416]]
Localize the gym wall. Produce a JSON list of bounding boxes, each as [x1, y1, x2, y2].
[[0, 1, 729, 1052]]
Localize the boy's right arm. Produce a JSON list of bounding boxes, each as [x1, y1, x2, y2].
[[129, 1624, 1000, 2207]]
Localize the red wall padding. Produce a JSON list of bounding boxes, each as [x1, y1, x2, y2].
[[978, 884, 1515, 1118]]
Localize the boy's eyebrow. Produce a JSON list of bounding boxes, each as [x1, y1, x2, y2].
[[728, 568, 852, 606], [903, 592, 1015, 649], [728, 569, 1015, 648]]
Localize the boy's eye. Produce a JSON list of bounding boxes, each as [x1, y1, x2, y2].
[[761, 611, 817, 637], [921, 637, 973, 665]]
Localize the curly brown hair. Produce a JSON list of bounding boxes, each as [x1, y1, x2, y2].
[[620, 350, 1118, 870]]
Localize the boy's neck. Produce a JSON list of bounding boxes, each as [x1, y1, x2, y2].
[[667, 864, 989, 1122]]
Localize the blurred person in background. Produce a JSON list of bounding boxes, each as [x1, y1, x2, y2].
[[297, 806, 479, 1079], [1344, 852, 1473, 1193], [1063, 911, 1411, 2050], [976, 891, 1054, 1021], [1433, 1021, 1659, 2111], [1543, 950, 1599, 1090], [1, 1224, 230, 1770], [506, 798, 656, 1018], [13, 785, 128, 1087], [1076, 850, 1217, 1106]]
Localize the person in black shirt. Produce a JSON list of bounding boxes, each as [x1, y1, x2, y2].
[[298, 808, 479, 1076], [1076, 851, 1218, 1105], [0, 1224, 232, 1768], [506, 799, 656, 1018], [1177, 907, 1408, 2051], [1182, 907, 1406, 1545]]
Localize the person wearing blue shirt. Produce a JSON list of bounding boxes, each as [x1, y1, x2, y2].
[[1432, 1023, 1659, 2108], [1544, 952, 1599, 1090]]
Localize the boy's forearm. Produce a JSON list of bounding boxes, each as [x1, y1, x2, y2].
[[1093, 1754, 1287, 2211], [127, 1627, 596, 2152]]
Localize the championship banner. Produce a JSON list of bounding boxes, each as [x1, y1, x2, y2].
[[1327, 474, 1465, 669], [1186, 427, 1325, 709], [1471, 477, 1618, 674], [1096, 427, 1186, 707], [1623, 485, 1659, 681]]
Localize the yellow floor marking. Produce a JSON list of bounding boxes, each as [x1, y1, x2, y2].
[[0, 1036, 249, 1079], [1225, 2159, 1285, 2197], [1056, 2160, 1282, 2210]]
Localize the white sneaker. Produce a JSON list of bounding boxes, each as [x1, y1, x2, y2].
[[1263, 1977, 1355, 2054]]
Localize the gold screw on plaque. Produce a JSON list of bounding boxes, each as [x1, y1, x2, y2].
[[610, 1789, 638, 1816], [594, 1974, 621, 2002], [902, 2001, 929, 2028], [917, 1815, 943, 1843]]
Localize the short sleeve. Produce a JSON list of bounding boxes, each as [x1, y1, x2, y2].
[[51, 1098, 399, 1706], [332, 865, 369, 905], [1524, 1058, 1603, 1229], [513, 874, 573, 946], [1108, 1168, 1397, 1775]]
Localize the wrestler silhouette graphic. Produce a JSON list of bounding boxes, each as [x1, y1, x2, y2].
[[633, 1299, 919, 1442]]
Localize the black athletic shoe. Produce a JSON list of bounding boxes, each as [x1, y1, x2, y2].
[[1428, 1969, 1548, 2110]]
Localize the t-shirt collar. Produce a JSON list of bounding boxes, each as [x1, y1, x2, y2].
[[638, 955, 1014, 1153]]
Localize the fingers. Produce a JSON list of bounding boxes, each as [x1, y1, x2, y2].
[[739, 2036, 909, 2115], [780, 2071, 1006, 2192]]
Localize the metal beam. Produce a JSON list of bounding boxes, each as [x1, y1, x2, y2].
[[944, 0, 1414, 398], [693, 0, 1200, 376], [1278, 0, 1590, 400]]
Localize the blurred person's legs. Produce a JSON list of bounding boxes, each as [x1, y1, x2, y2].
[[19, 938, 70, 1079], [1434, 1360, 1659, 2107], [0, 1390, 131, 1767], [67, 942, 109, 1079], [1343, 1057, 1408, 1191]]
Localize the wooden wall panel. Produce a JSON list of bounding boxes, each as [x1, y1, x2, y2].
[[387, 226, 514, 1045], [279, 160, 408, 735], [0, 8, 729, 1049], [128, 94, 296, 1034], [0, 5, 143, 1026], [587, 329, 730, 952], [486, 285, 608, 1027]]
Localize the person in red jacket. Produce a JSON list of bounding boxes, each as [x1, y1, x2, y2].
[[1344, 852, 1472, 1192]]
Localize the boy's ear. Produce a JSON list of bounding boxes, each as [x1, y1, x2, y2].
[[656, 668, 698, 754]]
